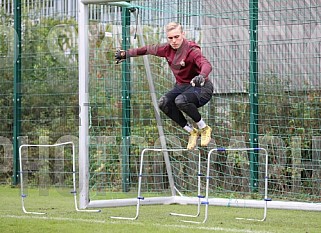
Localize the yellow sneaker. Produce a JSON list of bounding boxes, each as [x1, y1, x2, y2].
[[200, 125, 212, 147], [187, 128, 199, 150]]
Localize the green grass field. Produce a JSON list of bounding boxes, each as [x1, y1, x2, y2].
[[0, 186, 320, 233]]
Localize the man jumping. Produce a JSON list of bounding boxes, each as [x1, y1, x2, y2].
[[115, 22, 213, 150]]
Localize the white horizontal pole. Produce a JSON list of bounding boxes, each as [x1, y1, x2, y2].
[[80, 0, 133, 7]]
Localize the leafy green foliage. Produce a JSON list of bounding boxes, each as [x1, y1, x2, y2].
[[20, 17, 79, 141], [230, 71, 321, 197]]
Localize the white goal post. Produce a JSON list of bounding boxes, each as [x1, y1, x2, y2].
[[80, 0, 143, 6], [78, 0, 175, 210]]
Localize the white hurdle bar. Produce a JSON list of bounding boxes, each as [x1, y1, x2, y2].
[[196, 147, 270, 224], [19, 142, 100, 214], [110, 148, 203, 220]]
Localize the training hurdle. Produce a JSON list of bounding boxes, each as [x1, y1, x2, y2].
[[110, 147, 270, 223], [19, 142, 101, 214], [198, 147, 270, 224], [110, 148, 203, 220]]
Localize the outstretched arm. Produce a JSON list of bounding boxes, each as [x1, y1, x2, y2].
[[115, 43, 168, 63], [127, 43, 167, 57]]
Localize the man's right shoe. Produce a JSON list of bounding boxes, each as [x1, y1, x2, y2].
[[187, 128, 199, 150]]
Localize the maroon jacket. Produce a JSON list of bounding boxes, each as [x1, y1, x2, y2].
[[127, 39, 212, 84]]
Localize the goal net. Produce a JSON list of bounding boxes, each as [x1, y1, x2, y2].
[[78, 0, 321, 216]]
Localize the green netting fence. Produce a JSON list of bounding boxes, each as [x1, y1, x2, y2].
[[0, 0, 321, 205]]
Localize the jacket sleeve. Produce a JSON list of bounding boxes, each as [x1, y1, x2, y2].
[[191, 48, 212, 77], [127, 43, 168, 57]]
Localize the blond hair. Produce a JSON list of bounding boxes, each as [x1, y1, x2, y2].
[[165, 22, 183, 33]]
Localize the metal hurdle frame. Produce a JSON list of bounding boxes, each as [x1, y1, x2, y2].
[[19, 141, 100, 214], [196, 147, 270, 224], [110, 147, 270, 223], [110, 148, 203, 220]]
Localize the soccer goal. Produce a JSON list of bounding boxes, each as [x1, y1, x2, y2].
[[78, 1, 268, 222], [77, 0, 321, 223], [78, 0, 268, 214]]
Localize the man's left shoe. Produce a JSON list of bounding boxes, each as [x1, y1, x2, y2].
[[200, 126, 212, 146]]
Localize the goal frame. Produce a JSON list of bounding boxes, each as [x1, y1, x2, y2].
[[78, 0, 176, 210], [77, 0, 321, 219]]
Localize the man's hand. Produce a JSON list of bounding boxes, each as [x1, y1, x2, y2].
[[190, 75, 205, 87], [115, 49, 127, 64]]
